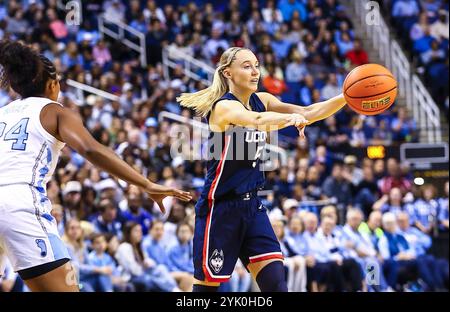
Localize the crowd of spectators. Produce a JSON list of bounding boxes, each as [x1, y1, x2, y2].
[[378, 0, 449, 112], [0, 0, 447, 292]]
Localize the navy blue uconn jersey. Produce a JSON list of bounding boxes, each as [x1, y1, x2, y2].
[[196, 92, 266, 209]]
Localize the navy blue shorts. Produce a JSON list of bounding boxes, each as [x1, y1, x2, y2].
[[193, 193, 283, 283]]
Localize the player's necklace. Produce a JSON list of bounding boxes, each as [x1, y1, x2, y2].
[[230, 91, 251, 110]]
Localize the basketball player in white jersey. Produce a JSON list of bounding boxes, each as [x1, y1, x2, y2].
[[0, 40, 192, 291]]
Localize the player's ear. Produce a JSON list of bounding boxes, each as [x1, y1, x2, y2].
[[46, 79, 57, 92], [222, 68, 232, 79]]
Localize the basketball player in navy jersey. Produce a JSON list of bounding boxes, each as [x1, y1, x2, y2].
[[0, 40, 191, 291], [178, 47, 347, 292]]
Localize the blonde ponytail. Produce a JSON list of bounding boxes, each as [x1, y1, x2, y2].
[[177, 47, 248, 117]]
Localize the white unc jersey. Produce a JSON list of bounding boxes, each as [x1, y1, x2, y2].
[[0, 97, 71, 272], [0, 97, 65, 190]]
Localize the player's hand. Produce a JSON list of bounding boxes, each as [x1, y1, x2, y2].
[[287, 114, 308, 138], [148, 191, 192, 214], [297, 125, 307, 139], [287, 113, 308, 128], [143, 181, 192, 214]]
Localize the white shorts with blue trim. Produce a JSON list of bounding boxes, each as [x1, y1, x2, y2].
[[0, 184, 70, 272]]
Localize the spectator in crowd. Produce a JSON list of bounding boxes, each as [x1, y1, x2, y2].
[[392, 0, 421, 17], [272, 217, 308, 292], [0, 255, 26, 292], [438, 181, 449, 233], [413, 26, 436, 54], [143, 0, 165, 24], [262, 0, 284, 24], [285, 214, 308, 255], [203, 26, 230, 63], [319, 115, 351, 155], [412, 184, 439, 235], [274, 167, 294, 198], [371, 118, 393, 145], [51, 204, 65, 237], [335, 31, 354, 56], [120, 185, 153, 236], [342, 209, 390, 291], [262, 64, 288, 97], [420, 0, 442, 15], [303, 212, 336, 292], [167, 222, 195, 291], [104, 0, 126, 22], [410, 12, 430, 41], [271, 29, 292, 61], [321, 73, 341, 100], [322, 163, 352, 210], [104, 234, 136, 292], [386, 0, 449, 105], [430, 9, 449, 41], [378, 158, 412, 195], [397, 212, 448, 291], [353, 165, 380, 218], [162, 201, 189, 248], [141, 220, 191, 291], [391, 106, 417, 142], [373, 187, 413, 218], [115, 222, 180, 292], [359, 210, 384, 251], [92, 39, 112, 69], [343, 155, 364, 187], [92, 199, 123, 240], [62, 219, 96, 292], [320, 205, 344, 237], [5, 8, 29, 36], [278, 0, 308, 23], [285, 50, 308, 83], [420, 38, 446, 64], [61, 180, 84, 221], [378, 212, 438, 291], [303, 165, 324, 203], [317, 215, 364, 292], [345, 38, 368, 67], [229, 259, 252, 292], [142, 220, 171, 267], [86, 233, 116, 292]]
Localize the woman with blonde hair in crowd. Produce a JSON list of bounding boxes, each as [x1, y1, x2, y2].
[[62, 218, 97, 292]]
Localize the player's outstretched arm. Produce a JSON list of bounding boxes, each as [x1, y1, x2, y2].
[[212, 100, 308, 132], [41, 104, 192, 213], [257, 92, 347, 124]]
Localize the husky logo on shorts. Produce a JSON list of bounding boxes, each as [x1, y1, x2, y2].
[[35, 239, 47, 257], [209, 249, 224, 273]]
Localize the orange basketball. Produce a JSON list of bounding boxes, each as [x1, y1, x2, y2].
[[343, 64, 397, 115]]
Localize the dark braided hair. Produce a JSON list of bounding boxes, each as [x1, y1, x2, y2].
[[0, 40, 57, 98]]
